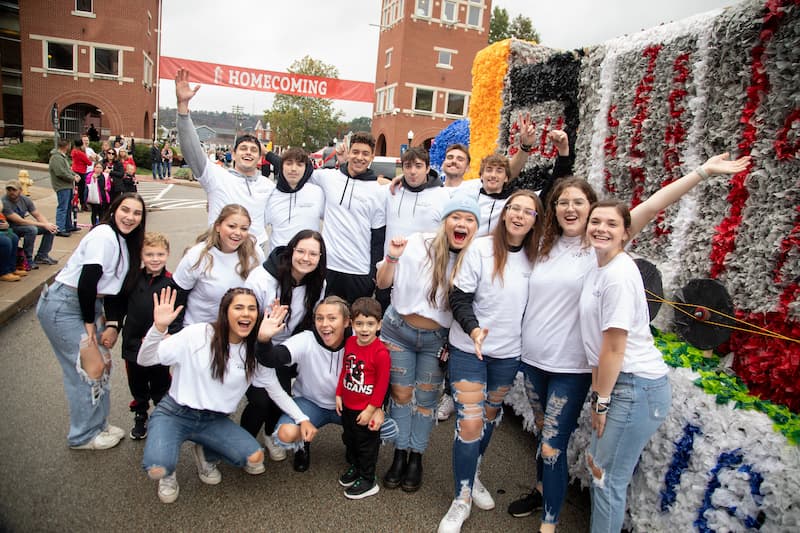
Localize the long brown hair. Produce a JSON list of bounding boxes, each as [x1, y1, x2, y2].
[[491, 190, 544, 284], [209, 287, 261, 383], [540, 177, 597, 259], [193, 204, 259, 279]]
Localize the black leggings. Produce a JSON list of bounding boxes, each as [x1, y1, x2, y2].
[[240, 365, 296, 437]]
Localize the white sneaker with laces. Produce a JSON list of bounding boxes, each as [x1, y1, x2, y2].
[[264, 435, 287, 461], [105, 424, 125, 440], [158, 472, 179, 503], [437, 393, 455, 421], [244, 460, 265, 475], [472, 475, 496, 510], [191, 443, 222, 485], [437, 499, 471, 533], [69, 430, 122, 450]]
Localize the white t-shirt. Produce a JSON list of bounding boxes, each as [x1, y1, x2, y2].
[[197, 163, 275, 246], [173, 243, 251, 326], [522, 236, 594, 373], [263, 184, 325, 253], [281, 330, 343, 410], [137, 323, 306, 420], [85, 146, 97, 174], [578, 252, 668, 379], [383, 232, 454, 327], [448, 236, 531, 358], [384, 186, 449, 254], [310, 168, 386, 275], [56, 225, 129, 295]]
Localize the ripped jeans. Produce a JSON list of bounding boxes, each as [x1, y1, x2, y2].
[[448, 346, 519, 501], [381, 305, 448, 453], [520, 363, 592, 525], [587, 372, 671, 533], [37, 282, 111, 447]]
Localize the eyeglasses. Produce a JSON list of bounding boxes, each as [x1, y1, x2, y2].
[[555, 199, 587, 209], [293, 248, 321, 259], [505, 204, 537, 218]]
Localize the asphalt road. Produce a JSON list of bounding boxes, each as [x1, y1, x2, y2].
[[0, 175, 591, 532]]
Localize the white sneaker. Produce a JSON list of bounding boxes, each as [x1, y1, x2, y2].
[[105, 424, 125, 440], [264, 435, 287, 461], [158, 472, 179, 503], [244, 460, 265, 475], [70, 431, 122, 450], [438, 499, 471, 533], [472, 475, 496, 510], [191, 443, 222, 485], [437, 394, 455, 421]]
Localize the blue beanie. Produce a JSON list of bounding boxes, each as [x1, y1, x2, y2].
[[441, 192, 480, 224]]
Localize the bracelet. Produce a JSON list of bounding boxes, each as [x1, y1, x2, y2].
[[520, 143, 533, 152], [105, 324, 119, 330], [595, 402, 609, 414], [695, 166, 709, 179], [385, 254, 399, 264]]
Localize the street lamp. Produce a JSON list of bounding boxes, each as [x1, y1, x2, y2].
[[407, 130, 414, 147]]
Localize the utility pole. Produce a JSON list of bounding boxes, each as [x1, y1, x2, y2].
[[231, 105, 244, 143]]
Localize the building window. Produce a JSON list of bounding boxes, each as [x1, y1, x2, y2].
[[466, 1, 482, 27], [143, 53, 154, 89], [413, 88, 434, 113], [441, 1, 457, 23], [436, 48, 454, 68], [385, 48, 393, 68], [376, 86, 396, 114], [382, 0, 403, 27], [386, 86, 395, 111], [415, 0, 432, 18], [75, 0, 92, 13], [47, 42, 75, 72], [446, 93, 467, 116], [93, 47, 120, 77]]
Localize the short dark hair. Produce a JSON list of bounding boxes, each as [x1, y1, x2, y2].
[[401, 146, 430, 166], [445, 143, 471, 164], [350, 297, 382, 321], [282, 147, 309, 165], [73, 138, 84, 148], [349, 131, 375, 151], [234, 134, 262, 155], [57, 139, 70, 149]]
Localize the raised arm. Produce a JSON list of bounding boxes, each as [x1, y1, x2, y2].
[[138, 287, 184, 367], [174, 68, 208, 178], [629, 153, 751, 239]]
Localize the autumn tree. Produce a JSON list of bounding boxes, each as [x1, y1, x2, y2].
[[263, 56, 343, 149], [488, 7, 540, 43]]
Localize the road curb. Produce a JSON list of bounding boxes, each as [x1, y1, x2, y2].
[[0, 272, 56, 327]]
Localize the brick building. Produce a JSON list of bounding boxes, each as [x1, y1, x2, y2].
[[8, 0, 160, 143], [372, 0, 492, 156]]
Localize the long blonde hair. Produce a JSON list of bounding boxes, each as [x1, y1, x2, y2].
[[193, 204, 259, 279], [425, 218, 474, 310]]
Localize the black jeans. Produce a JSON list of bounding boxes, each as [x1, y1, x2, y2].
[[240, 365, 295, 437], [325, 269, 374, 305], [125, 360, 171, 414], [342, 407, 381, 481]]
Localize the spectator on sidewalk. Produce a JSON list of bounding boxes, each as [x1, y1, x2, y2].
[[150, 142, 164, 180], [71, 138, 92, 212], [1, 180, 58, 267], [161, 142, 174, 179], [49, 139, 79, 235]]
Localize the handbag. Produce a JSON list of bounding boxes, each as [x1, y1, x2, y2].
[[86, 177, 101, 205]]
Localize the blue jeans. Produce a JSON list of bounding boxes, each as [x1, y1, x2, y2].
[[151, 162, 163, 180], [37, 282, 110, 446], [587, 372, 671, 533], [448, 347, 520, 500], [521, 363, 592, 524], [161, 160, 172, 177], [55, 188, 74, 231], [10, 224, 54, 262], [0, 231, 19, 274], [381, 305, 448, 453], [142, 394, 261, 476]]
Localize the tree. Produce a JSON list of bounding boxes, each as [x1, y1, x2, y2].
[[263, 56, 343, 150], [347, 116, 372, 133], [488, 7, 540, 44]]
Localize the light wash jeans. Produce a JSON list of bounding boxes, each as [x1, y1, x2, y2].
[[55, 188, 73, 231], [142, 395, 262, 476], [380, 305, 448, 453], [587, 372, 671, 533], [521, 362, 592, 524], [448, 347, 520, 500], [37, 282, 110, 446]]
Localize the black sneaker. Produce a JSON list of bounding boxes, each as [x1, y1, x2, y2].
[[339, 464, 359, 487], [508, 489, 543, 517], [130, 413, 148, 440], [34, 254, 58, 265], [344, 477, 380, 500], [293, 442, 310, 472]]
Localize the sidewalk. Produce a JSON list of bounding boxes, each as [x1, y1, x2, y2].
[[0, 168, 200, 327]]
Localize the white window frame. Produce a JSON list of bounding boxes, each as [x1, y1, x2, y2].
[[72, 0, 96, 18], [44, 40, 77, 73], [91, 46, 122, 79], [466, 1, 483, 28], [412, 87, 435, 113], [143, 52, 154, 89], [415, 0, 432, 18], [445, 91, 469, 117], [385, 47, 393, 68], [441, 0, 458, 23], [375, 85, 397, 114], [434, 46, 457, 69], [382, 0, 404, 27]]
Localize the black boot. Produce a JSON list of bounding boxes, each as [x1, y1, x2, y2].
[[130, 412, 148, 440], [401, 451, 423, 492], [383, 449, 408, 489], [293, 441, 310, 472]]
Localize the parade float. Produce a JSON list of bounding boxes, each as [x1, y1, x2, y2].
[[456, 0, 800, 530]]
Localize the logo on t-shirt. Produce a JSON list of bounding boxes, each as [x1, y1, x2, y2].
[[343, 353, 373, 395]]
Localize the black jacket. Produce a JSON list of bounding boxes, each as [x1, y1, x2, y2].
[[120, 268, 178, 362]]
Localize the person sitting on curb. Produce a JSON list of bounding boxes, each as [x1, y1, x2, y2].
[[0, 212, 27, 281], [1, 180, 59, 268]]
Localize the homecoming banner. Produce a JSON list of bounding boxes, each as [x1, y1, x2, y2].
[[159, 56, 375, 103]]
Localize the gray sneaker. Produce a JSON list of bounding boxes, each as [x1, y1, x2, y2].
[[34, 254, 58, 265], [158, 472, 179, 503], [191, 443, 222, 484]]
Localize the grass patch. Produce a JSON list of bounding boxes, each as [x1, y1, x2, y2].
[[0, 142, 41, 162]]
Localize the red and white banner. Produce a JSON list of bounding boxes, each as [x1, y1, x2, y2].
[[159, 56, 375, 103]]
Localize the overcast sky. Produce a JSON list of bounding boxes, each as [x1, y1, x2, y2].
[[157, 0, 743, 120]]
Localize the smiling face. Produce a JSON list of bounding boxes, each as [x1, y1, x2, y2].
[[347, 142, 374, 176], [352, 313, 381, 346], [503, 196, 538, 246], [291, 237, 321, 282], [555, 186, 591, 238], [227, 293, 259, 344], [142, 244, 168, 275], [402, 157, 429, 187], [586, 206, 629, 259], [114, 198, 144, 234], [233, 141, 261, 175], [445, 210, 479, 250], [443, 148, 469, 180], [283, 158, 306, 189], [481, 164, 508, 194], [215, 213, 250, 253], [314, 303, 350, 348]]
